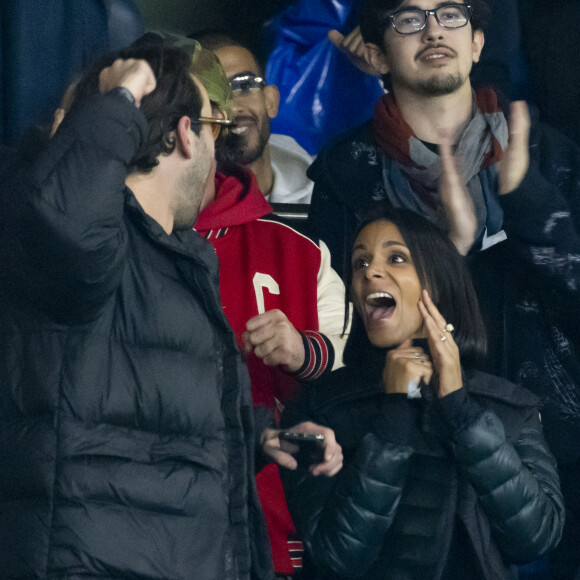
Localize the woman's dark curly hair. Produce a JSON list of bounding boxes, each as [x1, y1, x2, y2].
[[360, 0, 490, 46], [72, 43, 203, 173], [343, 205, 487, 366]]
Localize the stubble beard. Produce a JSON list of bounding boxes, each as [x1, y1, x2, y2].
[[172, 140, 212, 230], [216, 117, 270, 168], [414, 72, 466, 97]]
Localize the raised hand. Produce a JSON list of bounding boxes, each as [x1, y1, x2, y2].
[[242, 309, 305, 373], [382, 338, 433, 396], [98, 58, 156, 108], [438, 135, 477, 255], [499, 100, 531, 195], [328, 26, 381, 76], [417, 289, 462, 398]]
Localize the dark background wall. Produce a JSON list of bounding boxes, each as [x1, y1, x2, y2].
[[0, 0, 295, 146], [133, 0, 295, 61]]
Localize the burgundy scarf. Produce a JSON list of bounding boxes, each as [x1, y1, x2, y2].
[[373, 87, 505, 169], [371, 87, 508, 233]]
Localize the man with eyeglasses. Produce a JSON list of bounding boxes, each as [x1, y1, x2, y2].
[[308, 0, 580, 578], [308, 0, 495, 276], [198, 34, 315, 205], [188, 35, 348, 580]]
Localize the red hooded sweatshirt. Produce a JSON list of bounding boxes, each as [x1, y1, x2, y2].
[[196, 168, 335, 574]]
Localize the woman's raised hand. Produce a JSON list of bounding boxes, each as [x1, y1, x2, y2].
[[417, 289, 463, 398], [382, 338, 433, 396]]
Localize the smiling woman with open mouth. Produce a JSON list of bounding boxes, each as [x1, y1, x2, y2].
[[279, 205, 564, 580]]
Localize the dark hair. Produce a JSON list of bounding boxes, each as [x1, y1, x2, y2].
[[344, 205, 487, 365], [73, 43, 203, 172], [360, 0, 490, 46], [193, 30, 266, 78], [193, 30, 244, 52]]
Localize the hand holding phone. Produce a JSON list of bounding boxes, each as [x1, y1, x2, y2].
[[279, 431, 325, 469], [261, 422, 342, 477]]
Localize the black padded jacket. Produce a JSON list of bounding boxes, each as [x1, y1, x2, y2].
[[0, 93, 274, 579], [280, 355, 564, 580]]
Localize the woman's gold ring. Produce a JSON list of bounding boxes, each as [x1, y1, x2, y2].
[[443, 323, 454, 333]]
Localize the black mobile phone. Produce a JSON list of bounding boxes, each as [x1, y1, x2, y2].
[[279, 431, 325, 469]]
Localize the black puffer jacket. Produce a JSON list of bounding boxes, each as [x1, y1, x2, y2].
[[280, 350, 564, 580], [0, 93, 273, 579]]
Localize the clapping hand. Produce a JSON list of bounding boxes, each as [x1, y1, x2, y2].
[[499, 101, 531, 195], [438, 135, 478, 255]]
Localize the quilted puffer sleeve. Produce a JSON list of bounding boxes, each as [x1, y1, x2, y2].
[[18, 93, 147, 321], [281, 393, 417, 579], [440, 386, 565, 562]]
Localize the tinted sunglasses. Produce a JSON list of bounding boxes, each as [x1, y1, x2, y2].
[[191, 116, 233, 141], [229, 74, 266, 96]]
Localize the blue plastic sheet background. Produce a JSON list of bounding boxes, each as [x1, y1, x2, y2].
[[265, 0, 384, 155]]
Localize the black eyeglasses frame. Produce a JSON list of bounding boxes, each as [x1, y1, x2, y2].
[[387, 3, 472, 35]]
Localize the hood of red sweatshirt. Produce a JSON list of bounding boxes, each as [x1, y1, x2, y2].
[[195, 167, 272, 233]]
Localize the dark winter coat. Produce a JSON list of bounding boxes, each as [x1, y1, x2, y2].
[[280, 349, 565, 580], [0, 93, 274, 579]]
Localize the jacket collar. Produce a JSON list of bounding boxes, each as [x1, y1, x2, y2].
[[124, 188, 218, 271], [195, 167, 272, 233]]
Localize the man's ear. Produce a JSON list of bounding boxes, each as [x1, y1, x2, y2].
[[472, 30, 485, 64], [364, 43, 390, 76], [176, 115, 194, 159], [213, 108, 228, 121], [264, 84, 280, 119]]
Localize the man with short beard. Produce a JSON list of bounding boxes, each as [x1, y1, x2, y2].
[[0, 43, 279, 579], [308, 1, 580, 577], [199, 34, 315, 204], [308, 0, 495, 275]]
